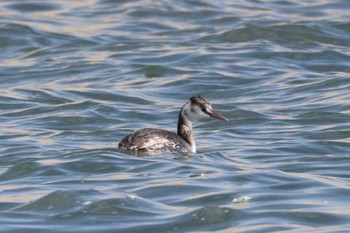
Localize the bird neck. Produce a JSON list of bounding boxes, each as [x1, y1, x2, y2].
[[177, 105, 196, 153]]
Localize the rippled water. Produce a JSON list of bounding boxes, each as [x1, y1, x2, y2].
[[1, 0, 350, 232]]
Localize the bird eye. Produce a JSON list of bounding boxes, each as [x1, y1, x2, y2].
[[201, 108, 206, 112]]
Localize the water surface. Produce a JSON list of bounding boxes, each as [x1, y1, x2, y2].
[[1, 0, 350, 232]]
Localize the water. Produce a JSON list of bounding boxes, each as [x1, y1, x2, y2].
[[1, 0, 350, 232]]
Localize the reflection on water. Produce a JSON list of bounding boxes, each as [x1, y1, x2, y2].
[[1, 0, 350, 232]]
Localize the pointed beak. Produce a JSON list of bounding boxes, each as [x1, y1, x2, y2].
[[206, 109, 229, 122]]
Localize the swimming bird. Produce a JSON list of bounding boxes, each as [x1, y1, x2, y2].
[[118, 96, 229, 154]]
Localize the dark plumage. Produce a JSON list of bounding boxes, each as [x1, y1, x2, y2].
[[118, 128, 191, 154]]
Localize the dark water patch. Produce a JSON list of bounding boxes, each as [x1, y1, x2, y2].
[[199, 22, 350, 47], [296, 111, 349, 125], [13, 88, 72, 105], [136, 65, 179, 78], [12, 189, 100, 213], [0, 161, 64, 181], [0, 23, 52, 60], [65, 89, 152, 105], [57, 155, 129, 175], [6, 2, 61, 12]]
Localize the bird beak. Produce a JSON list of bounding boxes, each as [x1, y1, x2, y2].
[[206, 110, 229, 122]]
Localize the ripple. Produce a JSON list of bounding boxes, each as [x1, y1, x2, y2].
[[1, 0, 350, 232]]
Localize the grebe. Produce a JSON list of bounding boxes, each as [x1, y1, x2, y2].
[[118, 96, 229, 154]]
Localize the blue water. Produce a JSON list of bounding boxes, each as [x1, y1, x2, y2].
[[1, 0, 350, 232]]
